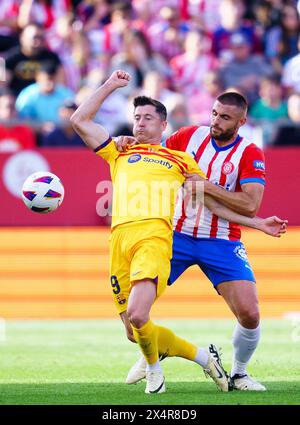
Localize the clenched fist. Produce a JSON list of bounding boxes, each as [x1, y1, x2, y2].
[[107, 70, 131, 88]]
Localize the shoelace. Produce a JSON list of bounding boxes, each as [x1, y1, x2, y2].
[[204, 346, 230, 383], [209, 346, 226, 372]]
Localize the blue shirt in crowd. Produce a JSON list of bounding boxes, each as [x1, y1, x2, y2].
[[16, 84, 74, 123]]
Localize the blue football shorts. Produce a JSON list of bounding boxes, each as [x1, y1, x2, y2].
[[168, 231, 256, 291]]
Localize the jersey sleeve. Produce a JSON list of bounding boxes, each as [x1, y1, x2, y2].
[[239, 144, 266, 186], [165, 126, 198, 151], [94, 137, 119, 164]]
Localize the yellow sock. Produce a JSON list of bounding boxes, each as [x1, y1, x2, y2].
[[132, 320, 159, 365], [157, 325, 197, 361]]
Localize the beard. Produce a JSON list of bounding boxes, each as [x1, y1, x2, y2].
[[210, 125, 237, 142]]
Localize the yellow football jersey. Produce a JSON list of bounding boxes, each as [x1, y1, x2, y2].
[[95, 138, 206, 229]]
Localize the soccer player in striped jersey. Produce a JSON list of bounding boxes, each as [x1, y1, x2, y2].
[[71, 71, 286, 394], [165, 93, 267, 391]]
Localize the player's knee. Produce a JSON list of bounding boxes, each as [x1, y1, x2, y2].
[[127, 308, 148, 328], [238, 308, 260, 328]]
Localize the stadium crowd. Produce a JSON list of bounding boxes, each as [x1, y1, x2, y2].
[[0, 0, 300, 151]]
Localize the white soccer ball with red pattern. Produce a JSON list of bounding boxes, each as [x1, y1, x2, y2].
[[22, 171, 64, 213]]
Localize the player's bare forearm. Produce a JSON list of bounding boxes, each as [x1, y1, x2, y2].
[[204, 195, 287, 237], [70, 81, 116, 150], [71, 70, 130, 150], [204, 194, 257, 227], [204, 179, 264, 217], [72, 80, 116, 123]]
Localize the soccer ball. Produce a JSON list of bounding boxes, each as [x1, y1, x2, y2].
[[22, 171, 64, 213]]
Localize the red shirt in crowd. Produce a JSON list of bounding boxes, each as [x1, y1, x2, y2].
[[0, 125, 36, 152]]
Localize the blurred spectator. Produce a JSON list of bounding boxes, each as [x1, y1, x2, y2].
[[5, 23, 62, 96], [170, 29, 218, 96], [164, 94, 190, 138], [132, 0, 178, 24], [224, 86, 263, 147], [220, 32, 273, 103], [132, 0, 177, 28], [15, 62, 73, 124], [0, 0, 19, 52], [272, 93, 300, 145], [148, 6, 190, 60], [251, 1, 278, 45], [139, 71, 178, 105], [87, 2, 133, 57], [187, 71, 224, 125], [48, 14, 99, 92], [251, 0, 284, 29], [47, 14, 83, 92], [184, 0, 221, 32], [18, 0, 71, 31], [0, 88, 36, 152], [212, 0, 262, 62], [111, 30, 169, 97], [252, 1, 274, 30], [79, 0, 112, 32], [251, 74, 288, 120], [282, 34, 300, 94], [250, 75, 288, 144], [264, 0, 286, 25], [265, 2, 300, 74], [40, 99, 84, 147]]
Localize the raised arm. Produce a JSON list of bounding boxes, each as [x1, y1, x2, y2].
[[70, 70, 130, 150], [204, 194, 287, 237]]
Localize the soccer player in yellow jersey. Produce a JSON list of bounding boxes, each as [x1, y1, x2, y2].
[[71, 70, 287, 394]]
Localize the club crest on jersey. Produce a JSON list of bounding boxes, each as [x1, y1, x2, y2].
[[253, 160, 265, 170], [116, 294, 126, 305], [128, 154, 142, 163], [222, 161, 234, 175], [234, 245, 248, 262]]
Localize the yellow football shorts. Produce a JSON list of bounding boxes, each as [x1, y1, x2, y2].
[[109, 219, 172, 314]]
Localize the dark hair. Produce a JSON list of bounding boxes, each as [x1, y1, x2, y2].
[[133, 96, 167, 121], [62, 98, 78, 110], [112, 2, 132, 16], [260, 74, 282, 86], [217, 92, 248, 112], [126, 29, 152, 57], [37, 61, 58, 76]]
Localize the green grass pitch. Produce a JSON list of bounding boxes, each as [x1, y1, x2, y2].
[[0, 319, 299, 405]]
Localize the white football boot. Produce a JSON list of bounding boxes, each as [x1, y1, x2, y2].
[[145, 369, 166, 394], [126, 354, 167, 384], [203, 344, 231, 392], [125, 356, 147, 384], [231, 374, 266, 391]]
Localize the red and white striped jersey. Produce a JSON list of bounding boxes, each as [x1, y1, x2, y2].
[[166, 126, 266, 241]]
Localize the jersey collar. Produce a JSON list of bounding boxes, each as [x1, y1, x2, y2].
[[211, 134, 241, 152]]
